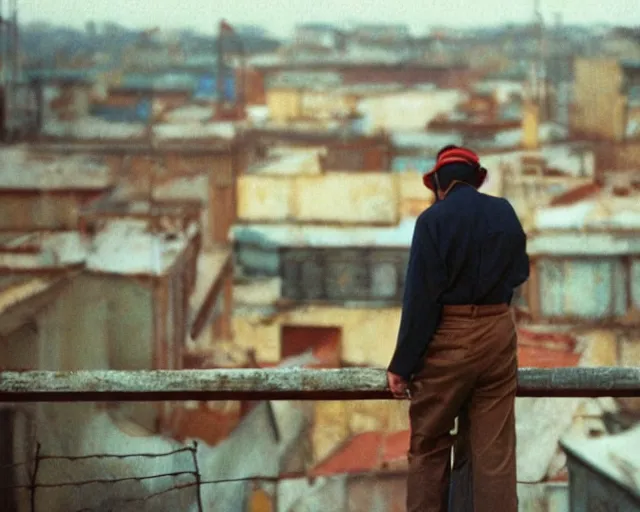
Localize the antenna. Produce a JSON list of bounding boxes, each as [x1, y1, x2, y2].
[[532, 0, 547, 118]]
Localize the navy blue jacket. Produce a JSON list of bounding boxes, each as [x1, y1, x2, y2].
[[388, 183, 530, 380]]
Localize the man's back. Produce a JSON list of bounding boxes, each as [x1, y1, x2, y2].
[[418, 183, 529, 307]]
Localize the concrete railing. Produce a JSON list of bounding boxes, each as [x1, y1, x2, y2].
[[0, 367, 639, 402]]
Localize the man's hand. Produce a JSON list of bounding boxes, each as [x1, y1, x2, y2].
[[387, 371, 409, 399]]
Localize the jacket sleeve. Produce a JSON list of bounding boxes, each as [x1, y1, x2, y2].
[[512, 216, 530, 289], [503, 198, 530, 289], [387, 215, 448, 380]]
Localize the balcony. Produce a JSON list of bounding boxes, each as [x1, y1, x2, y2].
[[1, 367, 639, 511]]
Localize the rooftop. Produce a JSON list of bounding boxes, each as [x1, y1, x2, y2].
[[248, 147, 325, 175], [41, 117, 237, 142], [480, 143, 596, 178], [533, 184, 640, 231], [0, 218, 199, 276], [86, 219, 199, 275], [391, 131, 464, 152], [0, 146, 112, 191], [231, 217, 417, 249], [561, 424, 640, 499]]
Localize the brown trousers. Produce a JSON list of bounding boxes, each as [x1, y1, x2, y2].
[[406, 304, 518, 512]]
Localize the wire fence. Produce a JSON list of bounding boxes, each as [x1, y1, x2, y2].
[[1, 442, 207, 512], [0, 440, 294, 512]]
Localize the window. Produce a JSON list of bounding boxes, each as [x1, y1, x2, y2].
[[280, 248, 407, 303], [371, 262, 398, 299], [536, 257, 628, 321]]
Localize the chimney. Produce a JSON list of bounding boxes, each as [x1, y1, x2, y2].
[[522, 100, 540, 150]]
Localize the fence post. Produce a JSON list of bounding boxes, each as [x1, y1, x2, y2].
[[29, 442, 41, 512], [190, 441, 204, 512]]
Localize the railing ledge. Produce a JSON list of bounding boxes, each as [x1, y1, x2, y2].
[[0, 367, 639, 402]]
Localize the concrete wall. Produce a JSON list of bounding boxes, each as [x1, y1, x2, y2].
[[105, 150, 235, 249], [0, 321, 40, 370], [397, 171, 434, 216], [37, 274, 156, 429], [301, 91, 357, 119], [237, 172, 429, 225], [233, 305, 400, 366], [357, 89, 463, 132], [266, 89, 304, 123], [0, 192, 97, 231]]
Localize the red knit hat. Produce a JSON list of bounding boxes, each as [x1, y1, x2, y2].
[[422, 146, 487, 192]]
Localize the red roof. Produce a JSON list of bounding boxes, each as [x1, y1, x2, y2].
[[517, 327, 581, 368], [549, 182, 601, 207], [518, 345, 581, 368], [310, 430, 410, 476]]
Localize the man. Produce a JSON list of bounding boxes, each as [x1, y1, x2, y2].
[[387, 145, 530, 512]]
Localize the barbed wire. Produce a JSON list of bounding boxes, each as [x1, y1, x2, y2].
[[0, 441, 204, 512], [0, 439, 573, 511], [37, 446, 194, 462], [3, 471, 198, 490]]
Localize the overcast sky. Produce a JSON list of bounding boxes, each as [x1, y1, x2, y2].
[[19, 0, 640, 37]]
